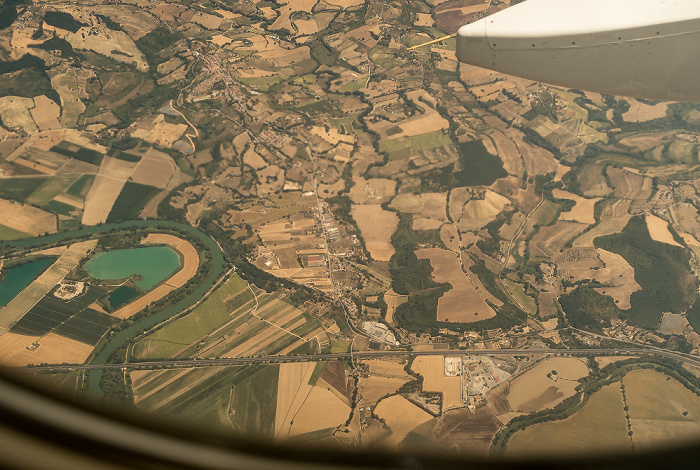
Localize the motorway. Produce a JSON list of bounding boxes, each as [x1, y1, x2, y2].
[[19, 347, 700, 373]]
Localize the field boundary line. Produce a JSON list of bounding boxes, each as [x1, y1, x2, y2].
[[247, 284, 303, 340]]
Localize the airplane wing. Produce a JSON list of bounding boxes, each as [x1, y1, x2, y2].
[[456, 0, 700, 101]]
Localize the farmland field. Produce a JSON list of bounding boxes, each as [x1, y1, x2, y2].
[[507, 357, 588, 413], [25, 174, 81, 206], [0, 240, 97, 335], [624, 369, 700, 449], [134, 274, 250, 359], [416, 248, 496, 323], [412, 355, 462, 409], [10, 285, 115, 345], [0, 224, 30, 241], [0, 177, 48, 202], [374, 395, 433, 447], [106, 182, 162, 222], [507, 382, 630, 456], [0, 332, 93, 366], [351, 205, 398, 261], [133, 365, 274, 430]]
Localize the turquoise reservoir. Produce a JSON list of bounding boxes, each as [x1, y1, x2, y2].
[[0, 258, 54, 307], [85, 246, 180, 291]]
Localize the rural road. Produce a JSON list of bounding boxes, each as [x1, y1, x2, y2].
[[19, 347, 700, 373]]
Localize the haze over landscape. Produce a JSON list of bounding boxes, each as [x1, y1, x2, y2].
[[0, 0, 699, 456]]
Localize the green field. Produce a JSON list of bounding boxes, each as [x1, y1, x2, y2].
[[379, 130, 453, 156], [66, 174, 94, 198], [230, 365, 279, 436], [237, 75, 282, 91], [137, 274, 250, 358], [503, 279, 537, 315], [339, 79, 365, 93], [106, 182, 161, 222], [0, 177, 49, 202], [454, 140, 508, 186], [132, 365, 277, 431], [43, 200, 75, 216], [0, 224, 30, 241], [42, 371, 83, 393], [26, 174, 81, 206]]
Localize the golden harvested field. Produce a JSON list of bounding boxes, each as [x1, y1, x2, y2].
[[592, 249, 640, 309], [132, 115, 187, 148], [390, 192, 448, 221], [271, 0, 318, 32], [82, 156, 136, 225], [0, 96, 37, 134], [295, 19, 319, 35], [513, 132, 558, 176], [288, 387, 351, 437], [507, 357, 589, 413], [365, 359, 412, 379], [507, 382, 630, 456], [412, 356, 463, 409], [488, 131, 522, 176], [567, 248, 640, 310], [552, 189, 600, 225], [386, 90, 449, 138], [384, 289, 407, 324], [412, 217, 443, 230], [358, 375, 411, 407], [624, 369, 700, 450], [449, 187, 470, 224], [374, 395, 433, 447], [0, 332, 93, 366], [417, 248, 496, 323], [0, 198, 56, 236], [440, 223, 460, 251], [82, 175, 125, 225], [0, 240, 96, 334], [415, 13, 434, 26], [351, 205, 398, 262], [456, 190, 510, 231], [462, 254, 503, 307], [622, 100, 669, 123], [30, 95, 61, 131], [573, 216, 630, 247], [348, 177, 396, 204], [645, 214, 682, 247], [670, 202, 700, 242], [275, 362, 316, 439]]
